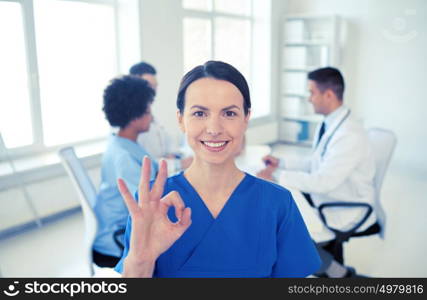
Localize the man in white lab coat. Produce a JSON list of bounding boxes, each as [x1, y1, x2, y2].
[[129, 62, 193, 172], [257, 67, 376, 277]]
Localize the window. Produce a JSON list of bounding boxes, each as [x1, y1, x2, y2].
[[183, 18, 211, 74], [183, 0, 211, 11], [182, 0, 272, 119], [214, 17, 251, 80], [0, 0, 139, 157], [34, 0, 116, 146], [0, 2, 33, 148]]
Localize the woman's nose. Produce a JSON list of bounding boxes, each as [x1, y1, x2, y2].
[[205, 116, 223, 136]]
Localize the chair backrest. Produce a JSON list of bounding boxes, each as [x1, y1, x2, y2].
[[58, 147, 98, 276], [367, 128, 397, 238]]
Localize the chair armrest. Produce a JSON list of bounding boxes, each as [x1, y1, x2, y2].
[[318, 202, 373, 242]]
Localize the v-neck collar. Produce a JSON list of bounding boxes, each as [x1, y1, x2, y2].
[[177, 171, 251, 221]]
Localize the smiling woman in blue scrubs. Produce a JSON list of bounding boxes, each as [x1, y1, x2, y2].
[[114, 61, 321, 277]]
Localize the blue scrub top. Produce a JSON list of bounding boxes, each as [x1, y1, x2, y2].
[[93, 134, 158, 258], [115, 172, 320, 277]]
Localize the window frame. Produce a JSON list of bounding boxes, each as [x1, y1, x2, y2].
[[183, 2, 254, 83], [0, 0, 120, 160]]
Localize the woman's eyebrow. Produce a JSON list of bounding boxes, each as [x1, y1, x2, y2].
[[221, 105, 240, 111], [190, 105, 209, 111], [189, 105, 241, 111]]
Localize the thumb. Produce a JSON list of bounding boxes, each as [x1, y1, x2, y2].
[[179, 207, 192, 229]]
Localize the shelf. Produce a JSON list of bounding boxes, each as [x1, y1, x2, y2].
[[282, 114, 323, 123], [280, 14, 340, 143]]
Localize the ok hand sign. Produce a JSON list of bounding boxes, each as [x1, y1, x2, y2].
[[118, 157, 192, 277]]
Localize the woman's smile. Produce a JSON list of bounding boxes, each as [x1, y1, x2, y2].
[[200, 140, 230, 152]]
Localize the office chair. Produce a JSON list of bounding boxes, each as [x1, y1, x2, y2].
[[317, 128, 397, 264], [59, 147, 98, 277]]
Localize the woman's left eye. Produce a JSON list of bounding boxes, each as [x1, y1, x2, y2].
[[225, 111, 237, 117]]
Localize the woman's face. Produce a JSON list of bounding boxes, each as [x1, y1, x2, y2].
[[178, 78, 250, 166]]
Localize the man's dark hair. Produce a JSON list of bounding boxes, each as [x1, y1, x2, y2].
[[177, 61, 251, 115], [103, 75, 154, 128], [308, 67, 345, 100], [129, 61, 156, 76]]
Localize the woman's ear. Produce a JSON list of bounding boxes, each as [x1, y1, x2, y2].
[[177, 110, 185, 132]]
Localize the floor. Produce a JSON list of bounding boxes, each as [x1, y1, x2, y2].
[[0, 144, 426, 277]]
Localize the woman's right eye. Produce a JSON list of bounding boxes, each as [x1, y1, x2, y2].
[[193, 111, 206, 117]]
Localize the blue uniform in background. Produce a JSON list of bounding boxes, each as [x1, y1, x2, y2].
[[115, 172, 320, 277], [93, 134, 158, 258]]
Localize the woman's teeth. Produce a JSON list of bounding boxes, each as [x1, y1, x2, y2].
[[203, 141, 227, 148]]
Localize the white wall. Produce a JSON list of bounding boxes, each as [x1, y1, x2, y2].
[[285, 0, 427, 173], [0, 167, 100, 232], [117, 0, 141, 73], [138, 0, 184, 143]]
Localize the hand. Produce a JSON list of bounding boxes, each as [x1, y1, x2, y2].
[[262, 155, 280, 168], [256, 167, 275, 182], [118, 157, 192, 276]]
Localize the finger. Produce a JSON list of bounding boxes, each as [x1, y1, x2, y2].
[[160, 191, 185, 221], [179, 207, 192, 228], [117, 178, 138, 215], [150, 159, 168, 201], [139, 156, 151, 203]]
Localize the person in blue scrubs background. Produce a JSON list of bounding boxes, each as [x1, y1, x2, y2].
[[93, 76, 158, 268], [114, 61, 321, 277]]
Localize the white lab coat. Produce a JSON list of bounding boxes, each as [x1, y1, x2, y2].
[[277, 106, 376, 242], [137, 120, 192, 175], [137, 120, 178, 159]]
